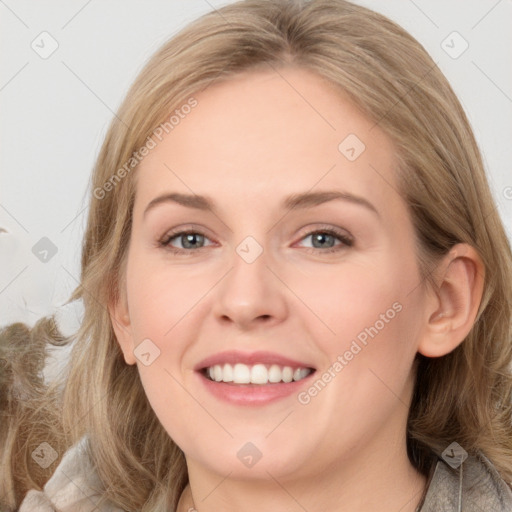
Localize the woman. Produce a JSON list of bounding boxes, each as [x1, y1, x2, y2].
[[2, 0, 512, 510]]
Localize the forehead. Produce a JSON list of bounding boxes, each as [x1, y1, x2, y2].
[[134, 66, 403, 219]]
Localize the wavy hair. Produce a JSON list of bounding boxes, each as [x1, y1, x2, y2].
[[2, 0, 511, 510], [0, 318, 69, 511]]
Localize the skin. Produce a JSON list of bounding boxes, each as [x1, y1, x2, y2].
[[110, 66, 485, 512]]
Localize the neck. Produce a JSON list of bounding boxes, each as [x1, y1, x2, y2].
[[178, 439, 427, 512], [177, 371, 427, 512]]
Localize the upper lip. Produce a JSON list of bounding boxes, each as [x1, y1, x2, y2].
[[194, 350, 316, 371]]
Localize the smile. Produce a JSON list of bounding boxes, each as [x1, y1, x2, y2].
[[195, 350, 317, 405], [203, 363, 313, 385]]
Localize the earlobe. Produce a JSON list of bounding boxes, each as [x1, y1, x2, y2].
[[109, 291, 137, 366], [417, 243, 485, 358]]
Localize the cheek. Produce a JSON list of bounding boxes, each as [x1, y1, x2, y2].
[[125, 258, 197, 434], [298, 259, 410, 343], [302, 249, 423, 384], [125, 256, 196, 339]]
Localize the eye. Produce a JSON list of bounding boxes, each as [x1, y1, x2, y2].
[[295, 227, 354, 254], [159, 229, 214, 254], [158, 225, 354, 255]]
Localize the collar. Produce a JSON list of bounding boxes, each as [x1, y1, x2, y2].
[[418, 451, 512, 511]]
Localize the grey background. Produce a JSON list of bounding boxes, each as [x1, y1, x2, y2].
[[1, 0, 511, 380]]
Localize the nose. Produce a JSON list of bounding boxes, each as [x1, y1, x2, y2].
[[211, 241, 288, 331]]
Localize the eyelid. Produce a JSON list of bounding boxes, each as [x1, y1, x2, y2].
[[295, 223, 353, 243], [158, 224, 215, 247], [158, 223, 354, 254]]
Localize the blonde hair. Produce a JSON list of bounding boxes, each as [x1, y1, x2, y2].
[[0, 318, 69, 510], [2, 0, 511, 509]]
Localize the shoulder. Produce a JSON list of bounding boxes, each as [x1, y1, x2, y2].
[[19, 436, 126, 512], [420, 451, 512, 512]]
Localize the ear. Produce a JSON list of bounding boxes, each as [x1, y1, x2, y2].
[[417, 243, 485, 358], [108, 282, 137, 366]]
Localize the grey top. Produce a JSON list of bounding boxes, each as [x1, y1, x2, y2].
[[19, 436, 124, 512], [19, 437, 512, 511], [419, 451, 512, 511]]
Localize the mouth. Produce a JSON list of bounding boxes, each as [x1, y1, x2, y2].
[[201, 363, 315, 385], [194, 350, 317, 405]]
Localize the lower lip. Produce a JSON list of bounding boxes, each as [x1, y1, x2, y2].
[[197, 371, 315, 406]]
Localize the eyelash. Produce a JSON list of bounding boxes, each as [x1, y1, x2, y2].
[[158, 225, 354, 256]]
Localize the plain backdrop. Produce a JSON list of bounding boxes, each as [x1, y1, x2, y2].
[[1, 0, 511, 381]]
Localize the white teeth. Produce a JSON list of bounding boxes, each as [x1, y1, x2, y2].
[[282, 366, 293, 383], [233, 363, 251, 384], [204, 363, 312, 384], [213, 365, 223, 382], [268, 364, 282, 383], [298, 368, 310, 380], [251, 364, 268, 384], [222, 363, 233, 382]]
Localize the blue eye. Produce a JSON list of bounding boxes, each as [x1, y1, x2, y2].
[[160, 231, 213, 252], [299, 229, 353, 253], [159, 227, 353, 255]]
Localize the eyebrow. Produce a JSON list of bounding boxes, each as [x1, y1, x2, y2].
[[143, 190, 380, 219]]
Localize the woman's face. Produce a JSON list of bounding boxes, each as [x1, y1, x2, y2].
[[112, 66, 430, 481]]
